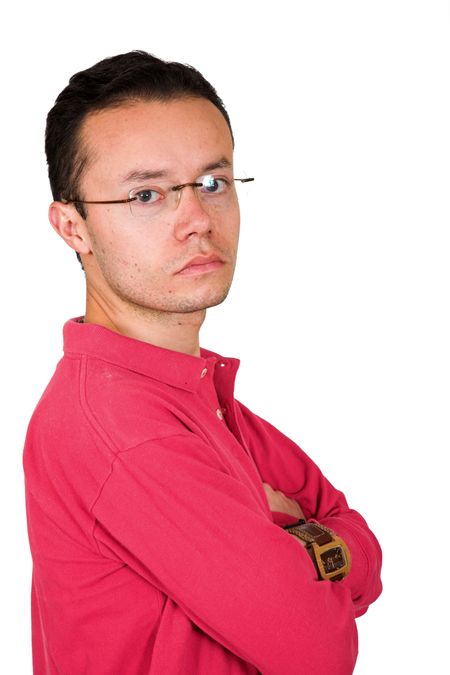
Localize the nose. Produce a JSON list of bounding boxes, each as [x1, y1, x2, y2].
[[172, 185, 212, 241]]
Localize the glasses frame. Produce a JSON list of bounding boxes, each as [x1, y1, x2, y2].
[[63, 177, 255, 208]]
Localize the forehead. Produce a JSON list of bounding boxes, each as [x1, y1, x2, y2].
[[79, 97, 233, 186]]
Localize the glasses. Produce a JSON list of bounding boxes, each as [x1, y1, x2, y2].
[[64, 174, 254, 219]]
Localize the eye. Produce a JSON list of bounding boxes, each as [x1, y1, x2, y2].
[[199, 175, 230, 195], [131, 188, 163, 204]]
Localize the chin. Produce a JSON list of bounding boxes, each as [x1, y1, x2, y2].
[[170, 285, 232, 313]]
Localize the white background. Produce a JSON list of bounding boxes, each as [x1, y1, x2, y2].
[[2, 1, 449, 672]]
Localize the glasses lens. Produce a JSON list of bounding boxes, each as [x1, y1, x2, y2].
[[194, 175, 238, 212], [129, 187, 165, 218], [200, 175, 224, 193]]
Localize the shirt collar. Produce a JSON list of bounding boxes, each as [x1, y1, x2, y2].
[[63, 317, 240, 393]]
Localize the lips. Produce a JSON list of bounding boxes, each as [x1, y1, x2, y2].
[[177, 254, 224, 273]]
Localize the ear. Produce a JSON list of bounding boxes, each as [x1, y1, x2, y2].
[[48, 201, 92, 255]]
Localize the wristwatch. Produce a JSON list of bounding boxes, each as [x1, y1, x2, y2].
[[283, 520, 351, 582]]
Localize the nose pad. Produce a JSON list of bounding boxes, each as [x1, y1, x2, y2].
[[171, 184, 212, 240], [173, 187, 183, 209], [173, 184, 204, 212]]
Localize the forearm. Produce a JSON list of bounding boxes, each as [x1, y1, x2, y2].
[[267, 488, 382, 614], [263, 479, 380, 612], [315, 509, 382, 615], [235, 400, 383, 616], [266, 480, 382, 613]]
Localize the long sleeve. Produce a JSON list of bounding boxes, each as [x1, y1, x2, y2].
[[235, 400, 383, 618], [92, 432, 358, 675], [25, 320, 376, 674]]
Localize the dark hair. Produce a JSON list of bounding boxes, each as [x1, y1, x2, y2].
[[45, 50, 233, 265]]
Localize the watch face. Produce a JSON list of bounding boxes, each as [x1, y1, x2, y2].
[[320, 546, 346, 574]]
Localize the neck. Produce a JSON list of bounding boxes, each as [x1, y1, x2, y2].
[[84, 288, 205, 357]]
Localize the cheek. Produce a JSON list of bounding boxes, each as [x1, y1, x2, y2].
[[225, 209, 240, 248], [215, 200, 239, 234], [93, 216, 158, 264], [89, 228, 143, 282], [230, 200, 241, 229]]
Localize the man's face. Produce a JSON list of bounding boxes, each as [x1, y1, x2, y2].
[[76, 97, 240, 315]]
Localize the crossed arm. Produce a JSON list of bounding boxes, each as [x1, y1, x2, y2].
[[92, 428, 381, 675], [91, 397, 381, 673], [236, 398, 382, 618]]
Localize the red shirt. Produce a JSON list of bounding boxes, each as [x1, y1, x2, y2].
[[23, 318, 382, 674]]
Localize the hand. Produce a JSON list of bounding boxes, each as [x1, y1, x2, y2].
[[262, 482, 306, 520]]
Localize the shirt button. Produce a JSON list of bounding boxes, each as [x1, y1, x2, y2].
[[219, 362, 226, 367], [200, 367, 208, 378], [216, 408, 224, 420]]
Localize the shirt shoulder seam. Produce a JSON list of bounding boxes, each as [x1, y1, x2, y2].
[[89, 431, 201, 555]]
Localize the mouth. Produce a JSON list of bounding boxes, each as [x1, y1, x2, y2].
[[176, 253, 225, 276], [176, 260, 225, 276]]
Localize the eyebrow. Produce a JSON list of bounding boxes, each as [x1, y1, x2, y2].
[[201, 157, 232, 173], [121, 157, 232, 184]]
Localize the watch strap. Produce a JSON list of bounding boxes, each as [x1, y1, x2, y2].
[[282, 520, 351, 582], [285, 522, 334, 546]]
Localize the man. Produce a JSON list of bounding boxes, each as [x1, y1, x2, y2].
[[23, 51, 382, 674]]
